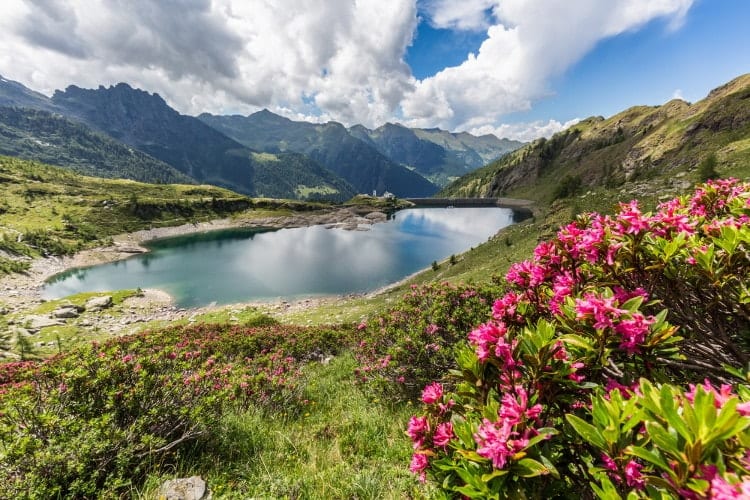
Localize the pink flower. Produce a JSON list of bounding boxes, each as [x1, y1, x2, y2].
[[494, 337, 519, 371], [601, 453, 618, 472], [433, 422, 454, 448], [492, 292, 522, 323], [709, 474, 746, 499], [425, 323, 439, 335], [421, 382, 443, 404], [407, 416, 429, 448], [357, 321, 367, 330], [121, 354, 133, 363], [575, 293, 627, 330], [686, 379, 735, 408], [568, 361, 586, 382], [550, 272, 576, 314], [468, 322, 506, 361], [617, 200, 651, 235], [615, 313, 655, 354], [474, 418, 515, 469], [499, 386, 542, 425], [409, 453, 429, 482], [552, 341, 569, 361], [624, 460, 644, 489]]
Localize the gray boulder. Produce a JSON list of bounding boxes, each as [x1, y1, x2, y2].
[[85, 295, 113, 311], [160, 476, 208, 500], [53, 305, 83, 318]]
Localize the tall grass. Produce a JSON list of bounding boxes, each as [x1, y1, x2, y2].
[[140, 354, 426, 499]]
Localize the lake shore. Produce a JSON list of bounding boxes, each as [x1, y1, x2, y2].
[[0, 205, 396, 341]]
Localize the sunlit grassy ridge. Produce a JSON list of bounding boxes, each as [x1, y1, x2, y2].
[[0, 155, 333, 273]]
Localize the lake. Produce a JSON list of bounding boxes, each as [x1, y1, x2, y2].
[[43, 207, 516, 307]]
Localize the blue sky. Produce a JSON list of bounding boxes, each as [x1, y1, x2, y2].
[[0, 0, 748, 140], [407, 0, 750, 132]]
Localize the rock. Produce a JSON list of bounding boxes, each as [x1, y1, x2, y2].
[[160, 476, 208, 500], [363, 211, 387, 222], [53, 305, 82, 318], [23, 315, 65, 331], [115, 245, 147, 254], [86, 295, 113, 311]]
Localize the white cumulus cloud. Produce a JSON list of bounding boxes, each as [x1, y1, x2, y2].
[[0, 0, 694, 138], [403, 0, 694, 133]]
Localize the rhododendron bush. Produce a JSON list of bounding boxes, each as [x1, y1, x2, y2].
[[355, 281, 502, 399], [409, 180, 750, 498], [0, 321, 351, 498]]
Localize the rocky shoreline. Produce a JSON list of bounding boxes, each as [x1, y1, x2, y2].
[[0, 206, 394, 353]]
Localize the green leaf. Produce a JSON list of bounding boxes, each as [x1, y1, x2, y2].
[[559, 334, 595, 352], [658, 385, 691, 443], [566, 414, 607, 449], [620, 295, 645, 313], [481, 469, 509, 482], [627, 446, 675, 481], [514, 458, 551, 478], [645, 422, 679, 452]]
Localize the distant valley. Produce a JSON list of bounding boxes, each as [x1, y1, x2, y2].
[[0, 76, 521, 201]]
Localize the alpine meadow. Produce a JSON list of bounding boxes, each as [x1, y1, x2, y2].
[[0, 1, 749, 499]]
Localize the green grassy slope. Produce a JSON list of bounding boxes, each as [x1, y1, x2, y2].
[[0, 155, 328, 267], [0, 107, 195, 184], [441, 74, 750, 203]]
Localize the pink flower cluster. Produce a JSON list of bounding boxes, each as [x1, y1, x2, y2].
[[601, 453, 644, 489], [407, 382, 457, 482], [686, 379, 750, 416], [474, 385, 542, 469]]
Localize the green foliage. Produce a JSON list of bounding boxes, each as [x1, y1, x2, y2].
[[354, 281, 503, 400], [698, 152, 719, 182], [441, 76, 750, 203], [0, 107, 194, 184], [0, 256, 30, 276], [571, 380, 750, 498], [21, 228, 80, 256], [0, 322, 354, 497], [408, 181, 750, 497], [552, 174, 582, 200]]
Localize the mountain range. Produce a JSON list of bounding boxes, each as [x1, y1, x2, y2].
[[442, 74, 750, 202], [0, 76, 520, 200]]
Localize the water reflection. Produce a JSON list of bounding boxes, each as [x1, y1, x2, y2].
[[44, 208, 515, 307]]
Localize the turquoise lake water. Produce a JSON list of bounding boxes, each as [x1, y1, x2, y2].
[[43, 207, 515, 307]]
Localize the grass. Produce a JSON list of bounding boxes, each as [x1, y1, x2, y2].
[[138, 354, 424, 499]]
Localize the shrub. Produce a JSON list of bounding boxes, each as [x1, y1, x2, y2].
[[0, 322, 353, 498], [355, 281, 503, 399], [408, 180, 750, 497]]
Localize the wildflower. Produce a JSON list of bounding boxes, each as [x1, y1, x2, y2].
[[433, 422, 454, 448], [568, 362, 586, 382], [474, 418, 515, 469], [617, 200, 651, 234], [407, 416, 429, 448], [615, 313, 654, 354], [575, 293, 627, 329], [624, 460, 644, 489], [421, 382, 443, 404], [601, 453, 618, 472], [468, 322, 506, 361], [409, 453, 429, 482], [499, 386, 542, 424]]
